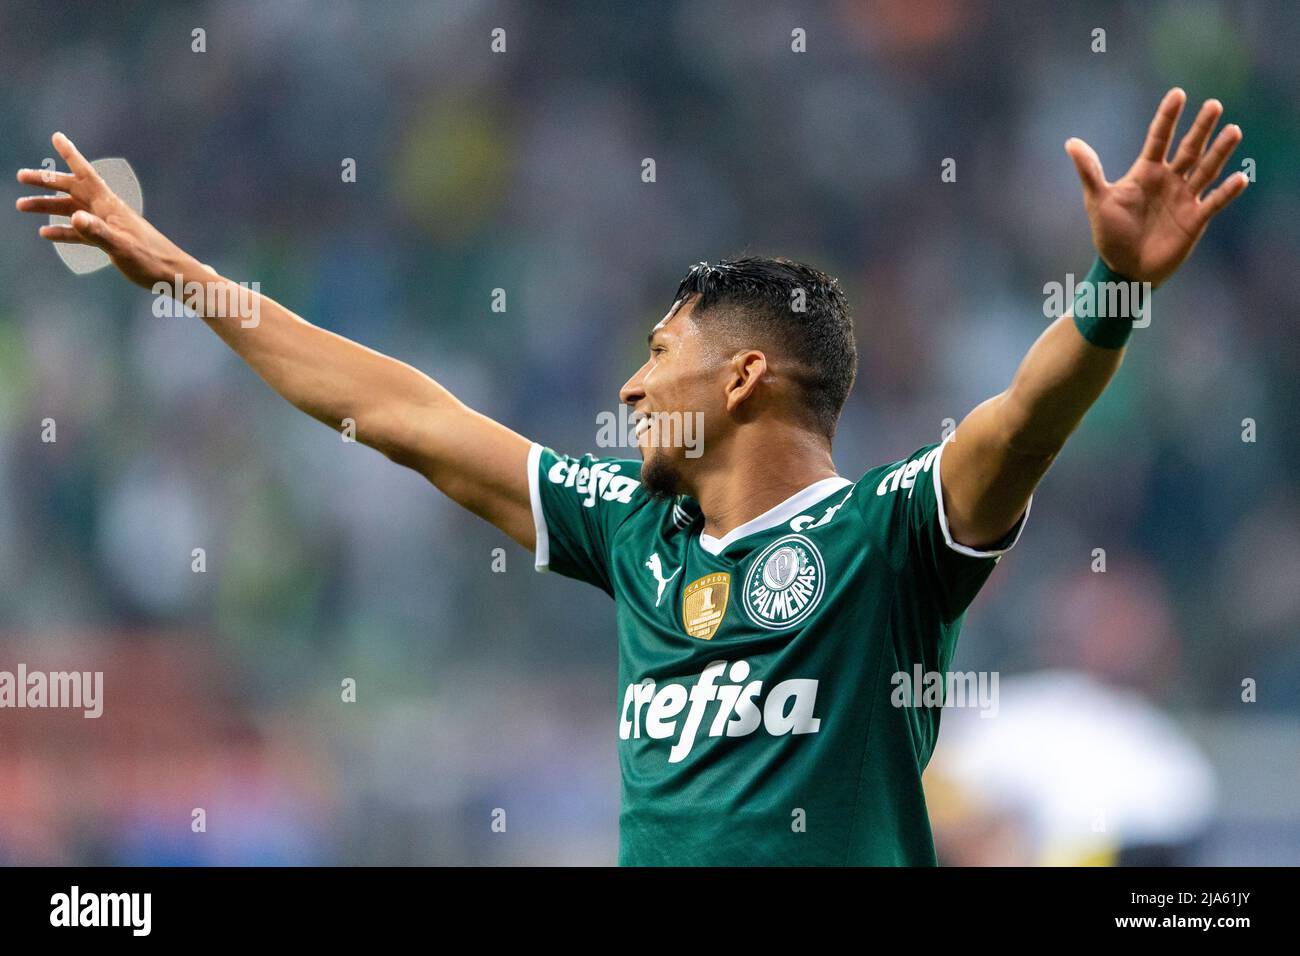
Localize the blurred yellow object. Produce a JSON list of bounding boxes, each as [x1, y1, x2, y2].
[[1041, 840, 1120, 867], [394, 96, 514, 240]]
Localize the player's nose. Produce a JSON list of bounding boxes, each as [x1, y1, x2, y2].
[[619, 371, 646, 407]]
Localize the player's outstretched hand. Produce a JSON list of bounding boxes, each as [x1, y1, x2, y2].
[[1065, 88, 1248, 287], [16, 132, 196, 289]]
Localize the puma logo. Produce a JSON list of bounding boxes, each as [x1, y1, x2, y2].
[[645, 553, 681, 607]]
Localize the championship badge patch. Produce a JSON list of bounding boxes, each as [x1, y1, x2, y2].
[[682, 573, 730, 640]]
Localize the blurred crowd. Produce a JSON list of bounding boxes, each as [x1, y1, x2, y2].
[[0, 0, 1296, 864]]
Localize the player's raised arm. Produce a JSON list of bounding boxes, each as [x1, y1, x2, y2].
[[939, 88, 1248, 549], [16, 132, 536, 550]]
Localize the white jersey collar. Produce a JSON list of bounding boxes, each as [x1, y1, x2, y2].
[[696, 475, 852, 556]]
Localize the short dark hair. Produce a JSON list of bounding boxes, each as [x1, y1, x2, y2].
[[673, 256, 856, 439]]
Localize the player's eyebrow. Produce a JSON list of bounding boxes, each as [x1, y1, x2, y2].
[[649, 298, 684, 346]]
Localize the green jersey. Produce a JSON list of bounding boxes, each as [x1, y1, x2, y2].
[[526, 437, 1028, 865]]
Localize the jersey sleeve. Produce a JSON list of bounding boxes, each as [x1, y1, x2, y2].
[[526, 442, 647, 596], [855, 435, 1030, 624]]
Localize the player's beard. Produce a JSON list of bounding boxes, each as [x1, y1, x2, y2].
[[640, 446, 685, 499]]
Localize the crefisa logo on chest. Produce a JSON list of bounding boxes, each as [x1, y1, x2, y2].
[[742, 533, 825, 629]]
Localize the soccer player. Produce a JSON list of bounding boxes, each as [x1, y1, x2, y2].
[[16, 88, 1246, 865]]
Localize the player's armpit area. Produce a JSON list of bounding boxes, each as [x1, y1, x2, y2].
[[931, 435, 1031, 558], [938, 392, 1057, 550], [390, 402, 536, 553]]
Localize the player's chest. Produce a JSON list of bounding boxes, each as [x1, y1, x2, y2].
[[609, 524, 881, 661]]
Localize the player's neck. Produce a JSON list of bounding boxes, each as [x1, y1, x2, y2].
[[692, 426, 838, 540]]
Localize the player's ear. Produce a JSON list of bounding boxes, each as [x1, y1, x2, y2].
[[723, 350, 766, 413]]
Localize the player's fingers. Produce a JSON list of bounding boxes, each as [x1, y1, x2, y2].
[[1187, 123, 1243, 194], [1140, 87, 1186, 163], [1170, 98, 1222, 175], [51, 132, 97, 179], [68, 210, 118, 251], [1065, 138, 1107, 200], [38, 224, 91, 244], [1198, 171, 1249, 224], [16, 167, 75, 192], [16, 194, 79, 216]]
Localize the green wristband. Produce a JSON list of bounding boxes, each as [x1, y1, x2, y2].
[[1072, 257, 1148, 349]]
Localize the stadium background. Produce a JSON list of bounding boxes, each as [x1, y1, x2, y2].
[[0, 0, 1296, 865]]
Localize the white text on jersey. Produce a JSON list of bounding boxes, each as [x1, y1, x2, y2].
[[876, 446, 941, 497], [547, 459, 640, 508], [619, 659, 821, 762]]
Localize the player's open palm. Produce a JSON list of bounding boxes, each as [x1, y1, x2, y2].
[[15, 132, 189, 289], [1065, 87, 1248, 287]]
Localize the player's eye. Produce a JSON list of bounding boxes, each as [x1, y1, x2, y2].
[[651, 346, 667, 356]]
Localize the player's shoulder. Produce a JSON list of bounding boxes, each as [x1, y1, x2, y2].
[[537, 446, 643, 501], [857, 441, 944, 502], [845, 441, 946, 550], [534, 445, 667, 528]]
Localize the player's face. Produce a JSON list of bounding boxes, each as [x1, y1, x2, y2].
[[618, 295, 720, 497]]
